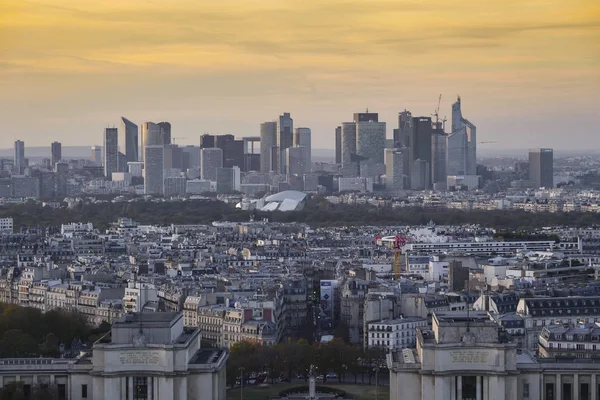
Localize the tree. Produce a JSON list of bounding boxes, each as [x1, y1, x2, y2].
[[333, 322, 350, 344], [0, 330, 38, 357], [42, 333, 59, 357]]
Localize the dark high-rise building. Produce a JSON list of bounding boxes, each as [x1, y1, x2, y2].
[[213, 134, 244, 168], [103, 128, 119, 179], [54, 162, 69, 197], [335, 126, 342, 164], [120, 117, 139, 162], [51, 141, 62, 165], [242, 136, 261, 172], [409, 117, 433, 190], [353, 112, 379, 122], [14, 140, 25, 174], [409, 117, 433, 165], [215, 134, 234, 150], [277, 112, 293, 173], [200, 134, 215, 149], [223, 140, 244, 169], [397, 110, 412, 148], [158, 122, 171, 145], [529, 148, 553, 189], [164, 145, 184, 170]]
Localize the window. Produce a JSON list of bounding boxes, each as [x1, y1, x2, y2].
[[82, 384, 88, 399], [523, 382, 530, 398], [134, 377, 148, 400]]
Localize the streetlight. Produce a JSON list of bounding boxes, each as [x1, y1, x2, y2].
[[373, 366, 380, 400], [239, 366, 245, 400]]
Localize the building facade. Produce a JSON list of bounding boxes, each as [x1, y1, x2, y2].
[[51, 141, 62, 166], [367, 317, 427, 350], [0, 313, 227, 400], [293, 127, 312, 172], [201, 148, 223, 181], [120, 117, 139, 162], [103, 128, 119, 180], [141, 122, 163, 163], [529, 148, 554, 189], [143, 145, 164, 196], [447, 96, 477, 189], [389, 311, 600, 400]]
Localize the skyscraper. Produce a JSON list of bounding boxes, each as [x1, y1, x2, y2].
[[216, 166, 241, 193], [182, 145, 201, 169], [447, 96, 477, 181], [529, 148, 554, 189], [385, 148, 407, 191], [144, 145, 164, 195], [431, 125, 447, 189], [14, 140, 25, 174], [200, 148, 223, 181], [260, 121, 277, 173], [397, 110, 412, 148], [277, 112, 293, 173], [120, 117, 139, 162], [340, 122, 357, 165], [335, 126, 342, 164], [216, 135, 244, 169], [141, 122, 163, 163], [54, 162, 69, 197], [355, 113, 386, 165], [91, 146, 102, 166], [409, 117, 433, 190], [200, 134, 215, 149], [51, 141, 62, 166], [103, 128, 119, 179], [285, 146, 307, 175], [164, 144, 183, 170], [294, 127, 312, 172], [158, 122, 171, 145]]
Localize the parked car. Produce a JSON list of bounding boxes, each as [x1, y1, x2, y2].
[[326, 373, 338, 379]]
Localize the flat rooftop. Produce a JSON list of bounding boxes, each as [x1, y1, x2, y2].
[[434, 311, 490, 324], [115, 312, 180, 326]]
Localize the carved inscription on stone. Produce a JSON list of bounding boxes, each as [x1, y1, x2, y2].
[[119, 351, 161, 365], [450, 350, 489, 364]]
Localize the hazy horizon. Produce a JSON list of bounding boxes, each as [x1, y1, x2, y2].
[[2, 0, 599, 150]]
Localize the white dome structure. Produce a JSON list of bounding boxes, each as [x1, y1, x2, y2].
[[260, 190, 307, 212]]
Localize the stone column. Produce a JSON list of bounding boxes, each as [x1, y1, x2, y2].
[[574, 374, 579, 400], [128, 377, 134, 400], [148, 377, 153, 400], [483, 376, 489, 400], [556, 374, 562, 400], [591, 374, 597, 400], [120, 377, 126, 398], [457, 376, 463, 400], [476, 376, 482, 400], [434, 375, 448, 400], [450, 375, 456, 400]]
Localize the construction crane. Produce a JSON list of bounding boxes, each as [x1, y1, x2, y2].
[[432, 94, 447, 131], [375, 235, 407, 279], [171, 137, 188, 144]]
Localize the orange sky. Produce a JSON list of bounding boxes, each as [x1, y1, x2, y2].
[[1, 0, 599, 150]]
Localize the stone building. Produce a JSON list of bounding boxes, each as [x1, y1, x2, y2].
[[0, 312, 228, 400], [388, 311, 600, 400]]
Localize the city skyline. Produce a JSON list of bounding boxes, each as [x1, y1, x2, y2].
[[2, 0, 598, 150]]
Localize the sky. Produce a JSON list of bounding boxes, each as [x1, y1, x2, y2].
[[1, 0, 599, 151]]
